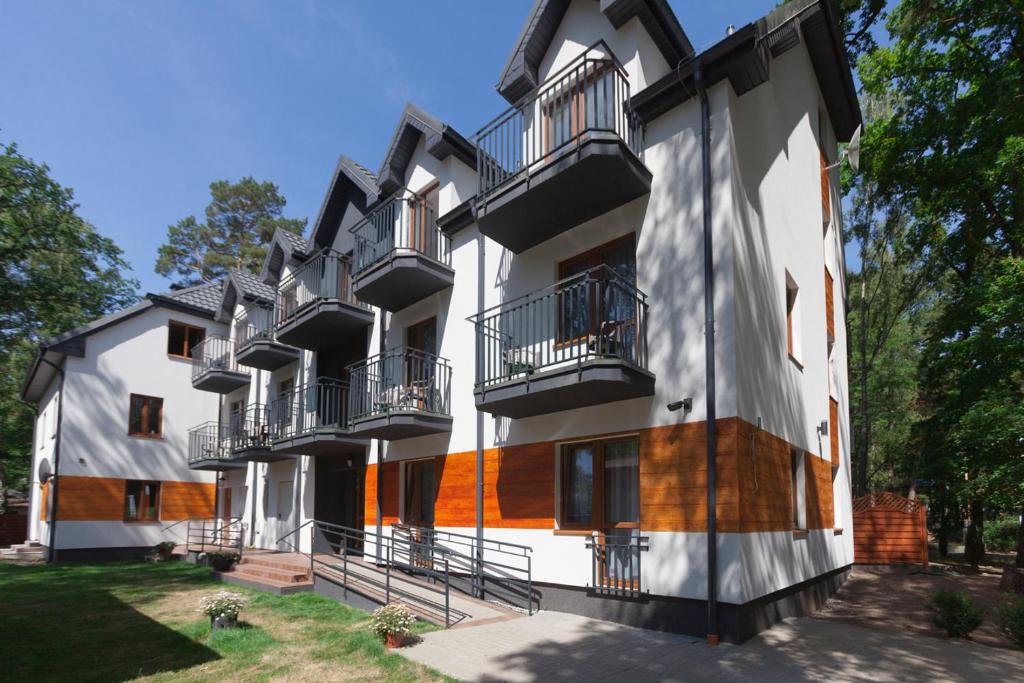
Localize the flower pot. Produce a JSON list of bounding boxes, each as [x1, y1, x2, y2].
[[211, 615, 237, 630], [384, 633, 405, 649]]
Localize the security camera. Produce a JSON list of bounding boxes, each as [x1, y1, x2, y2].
[[667, 398, 692, 412]]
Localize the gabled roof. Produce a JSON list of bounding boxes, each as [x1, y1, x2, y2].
[[20, 282, 222, 402], [216, 269, 275, 322], [260, 227, 312, 284], [376, 103, 476, 197], [308, 155, 378, 251], [630, 0, 861, 141], [496, 0, 694, 104]]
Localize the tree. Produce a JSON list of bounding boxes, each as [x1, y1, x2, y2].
[[0, 141, 138, 505], [859, 0, 1024, 566], [155, 177, 306, 286]]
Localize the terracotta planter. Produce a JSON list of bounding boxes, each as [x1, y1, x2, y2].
[[211, 615, 238, 630], [384, 633, 406, 649]]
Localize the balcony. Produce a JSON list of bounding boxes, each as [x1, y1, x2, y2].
[[350, 191, 454, 312], [473, 42, 650, 254], [235, 305, 300, 371], [348, 348, 453, 440], [269, 378, 368, 456], [191, 335, 251, 393], [470, 265, 654, 418], [274, 250, 375, 351], [226, 404, 287, 462], [187, 423, 247, 471]]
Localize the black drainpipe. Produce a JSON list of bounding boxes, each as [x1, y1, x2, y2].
[[694, 57, 719, 644], [475, 228, 485, 596], [39, 357, 66, 564]]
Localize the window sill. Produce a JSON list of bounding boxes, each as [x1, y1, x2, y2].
[[167, 354, 194, 363], [123, 520, 162, 525], [792, 529, 809, 539], [553, 529, 596, 537], [788, 354, 804, 371], [127, 433, 165, 441]]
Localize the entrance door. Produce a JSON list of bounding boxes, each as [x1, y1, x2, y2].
[[275, 480, 295, 551], [221, 487, 232, 519], [403, 459, 437, 568], [314, 458, 365, 554]]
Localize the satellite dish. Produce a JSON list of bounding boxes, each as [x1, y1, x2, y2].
[[846, 124, 862, 173], [37, 458, 52, 484]]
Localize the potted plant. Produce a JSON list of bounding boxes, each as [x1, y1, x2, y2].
[[151, 541, 177, 562], [370, 604, 415, 648], [205, 550, 240, 572], [199, 591, 247, 630]]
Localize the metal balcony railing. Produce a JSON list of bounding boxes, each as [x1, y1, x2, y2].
[[234, 304, 275, 351], [350, 191, 451, 276], [226, 403, 272, 451], [585, 533, 649, 597], [270, 378, 352, 440], [187, 422, 230, 464], [348, 348, 452, 422], [474, 41, 643, 200], [469, 265, 649, 390], [274, 250, 367, 327], [190, 335, 246, 382]]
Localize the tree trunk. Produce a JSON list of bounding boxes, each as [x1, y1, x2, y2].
[[1016, 506, 1024, 570], [964, 499, 985, 568]]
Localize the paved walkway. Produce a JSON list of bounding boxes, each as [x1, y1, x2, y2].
[[401, 611, 1024, 682]]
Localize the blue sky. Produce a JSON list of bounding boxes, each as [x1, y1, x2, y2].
[[1, 1, 837, 294]]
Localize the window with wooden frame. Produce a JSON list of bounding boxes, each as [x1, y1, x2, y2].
[[790, 450, 805, 531], [407, 182, 439, 256], [167, 320, 205, 359], [556, 234, 637, 346], [558, 437, 639, 534], [541, 62, 613, 156], [820, 145, 831, 228], [124, 480, 161, 522], [403, 459, 437, 528], [128, 394, 163, 438], [785, 271, 802, 365]]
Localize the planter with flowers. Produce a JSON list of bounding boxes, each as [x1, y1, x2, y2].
[[370, 604, 415, 648], [200, 591, 248, 630], [204, 550, 240, 572]]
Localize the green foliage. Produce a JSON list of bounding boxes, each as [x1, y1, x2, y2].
[[0, 141, 138, 499], [369, 603, 416, 641], [995, 596, 1024, 647], [984, 517, 1022, 553], [204, 550, 239, 571], [930, 589, 984, 638], [155, 177, 305, 286]]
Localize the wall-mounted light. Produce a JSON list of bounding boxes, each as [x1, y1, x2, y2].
[[817, 420, 829, 436], [667, 398, 693, 412]]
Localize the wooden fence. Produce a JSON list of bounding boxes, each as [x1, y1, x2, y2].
[[853, 493, 928, 568]]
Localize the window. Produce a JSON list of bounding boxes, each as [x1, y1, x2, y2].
[[407, 182, 439, 255], [541, 63, 614, 155], [404, 459, 437, 527], [820, 145, 831, 228], [785, 272, 802, 365], [275, 378, 294, 433], [124, 480, 161, 521], [129, 394, 163, 437], [167, 321, 205, 359], [790, 450, 805, 530], [559, 438, 639, 533], [557, 235, 637, 346]]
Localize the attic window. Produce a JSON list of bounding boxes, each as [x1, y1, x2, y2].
[[168, 321, 205, 359]]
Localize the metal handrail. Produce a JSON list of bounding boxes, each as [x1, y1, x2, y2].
[[347, 348, 452, 422], [186, 517, 244, 556], [474, 40, 642, 200], [191, 334, 247, 381], [585, 534, 650, 597], [226, 403, 272, 451], [469, 264, 649, 390], [187, 422, 230, 464], [274, 249, 369, 328], [350, 190, 451, 275], [269, 378, 352, 440], [235, 304, 275, 350]]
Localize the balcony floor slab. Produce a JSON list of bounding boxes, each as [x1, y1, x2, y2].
[[275, 300, 374, 351], [349, 412, 453, 440], [192, 370, 251, 394], [236, 339, 301, 371], [352, 253, 454, 312], [271, 431, 369, 457]]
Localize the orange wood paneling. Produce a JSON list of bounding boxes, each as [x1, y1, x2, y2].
[[55, 476, 124, 521], [160, 481, 215, 521], [820, 147, 831, 227], [829, 398, 840, 467], [853, 495, 928, 566], [364, 418, 836, 535], [805, 453, 834, 530], [38, 482, 49, 522], [825, 267, 835, 341]]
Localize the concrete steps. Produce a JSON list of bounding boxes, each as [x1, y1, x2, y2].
[[0, 541, 44, 562], [212, 552, 314, 595]]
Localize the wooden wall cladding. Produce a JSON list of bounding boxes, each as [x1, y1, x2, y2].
[[825, 267, 835, 340], [364, 418, 837, 535], [829, 398, 840, 468], [39, 482, 49, 522], [160, 481, 215, 521], [47, 476, 213, 522], [853, 494, 928, 566]]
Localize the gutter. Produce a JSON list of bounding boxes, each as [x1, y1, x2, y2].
[[39, 357, 66, 564]]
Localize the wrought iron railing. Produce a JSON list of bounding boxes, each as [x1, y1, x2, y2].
[[585, 533, 649, 597], [187, 422, 230, 464], [235, 304, 275, 351], [347, 348, 452, 422], [350, 191, 451, 276], [270, 378, 352, 440], [474, 40, 643, 200], [469, 265, 648, 390], [186, 517, 244, 555], [274, 249, 367, 327], [191, 334, 247, 382], [227, 403, 272, 451]]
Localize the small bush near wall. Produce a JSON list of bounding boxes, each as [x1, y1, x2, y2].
[[984, 517, 1021, 552], [930, 590, 984, 638], [204, 551, 239, 572], [996, 596, 1024, 647]]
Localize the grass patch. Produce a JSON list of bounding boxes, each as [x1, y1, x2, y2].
[[0, 561, 446, 682]]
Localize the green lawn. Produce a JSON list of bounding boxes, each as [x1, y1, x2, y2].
[[0, 561, 448, 682]]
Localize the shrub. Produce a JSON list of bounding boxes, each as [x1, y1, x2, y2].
[[369, 604, 415, 644], [205, 550, 239, 572], [930, 590, 984, 638], [995, 596, 1024, 647], [199, 591, 248, 622], [984, 517, 1021, 552], [152, 541, 176, 560]]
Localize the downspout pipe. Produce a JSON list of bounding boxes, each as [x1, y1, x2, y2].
[[694, 57, 720, 644], [476, 228, 485, 596], [39, 357, 66, 564]]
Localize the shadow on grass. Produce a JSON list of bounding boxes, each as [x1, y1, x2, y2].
[[0, 562, 220, 681]]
